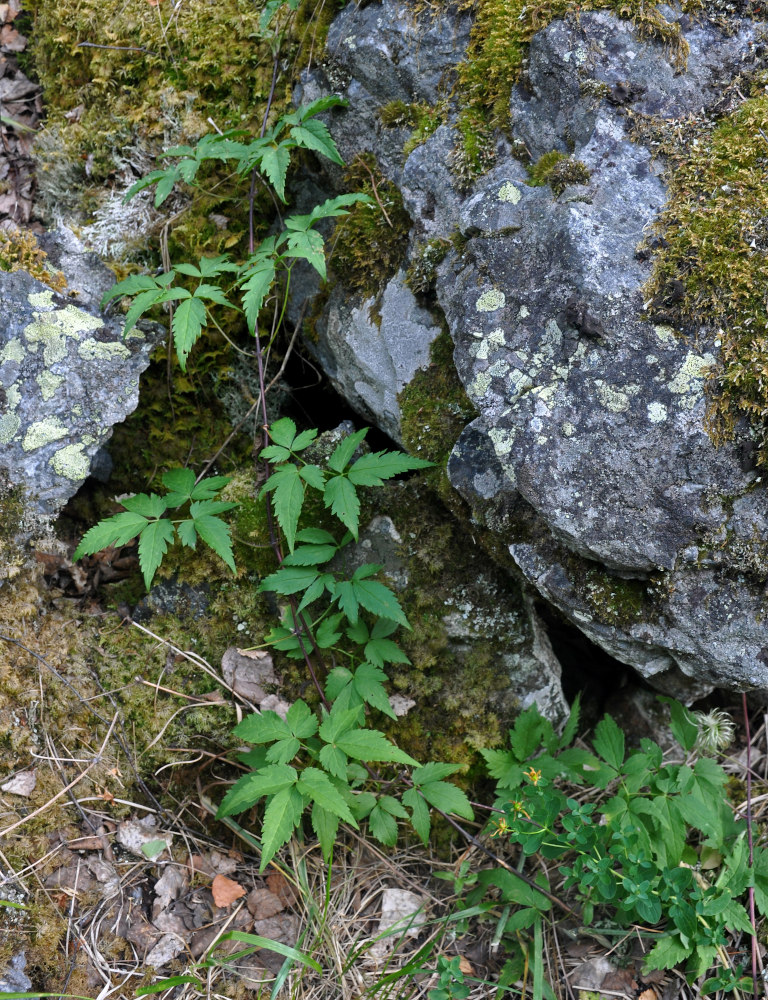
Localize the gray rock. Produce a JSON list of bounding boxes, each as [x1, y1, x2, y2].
[[436, 10, 768, 692], [0, 952, 33, 994], [0, 229, 160, 555], [310, 270, 442, 442], [294, 0, 768, 696]]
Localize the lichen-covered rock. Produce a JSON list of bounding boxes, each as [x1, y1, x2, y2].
[[296, 0, 768, 695], [309, 271, 442, 442], [0, 229, 159, 562]]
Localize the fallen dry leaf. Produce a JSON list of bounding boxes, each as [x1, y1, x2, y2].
[[247, 887, 285, 920], [458, 956, 473, 975], [638, 989, 658, 1000], [1, 769, 36, 796], [212, 873, 246, 908]]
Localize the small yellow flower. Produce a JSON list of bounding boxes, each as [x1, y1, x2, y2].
[[524, 766, 542, 785], [491, 818, 510, 838], [510, 799, 530, 820]]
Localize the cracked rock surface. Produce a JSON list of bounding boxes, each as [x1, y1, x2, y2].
[[296, 0, 768, 695], [0, 229, 159, 556]]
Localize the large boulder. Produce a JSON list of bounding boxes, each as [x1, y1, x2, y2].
[[0, 229, 159, 569], [295, 1, 768, 695]]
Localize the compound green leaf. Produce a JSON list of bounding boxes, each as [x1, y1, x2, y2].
[[353, 662, 395, 718], [325, 666, 353, 702], [658, 696, 699, 752], [286, 700, 319, 739], [295, 527, 335, 545], [298, 767, 356, 824], [282, 544, 338, 566], [311, 802, 339, 862], [418, 781, 474, 821], [260, 566, 319, 596], [402, 787, 431, 845], [323, 476, 360, 538], [368, 802, 398, 845], [199, 254, 240, 278], [642, 935, 690, 974], [172, 295, 207, 370], [160, 466, 196, 503], [121, 492, 168, 518], [284, 229, 326, 279], [411, 762, 462, 785], [215, 765, 297, 818], [318, 703, 363, 744], [190, 475, 231, 499], [138, 519, 176, 589], [315, 613, 344, 649], [289, 119, 343, 165], [101, 273, 159, 307], [335, 728, 418, 766], [318, 743, 348, 780], [194, 283, 233, 308], [378, 794, 408, 819], [242, 258, 276, 333], [592, 714, 625, 770], [260, 785, 304, 869], [266, 417, 298, 448], [176, 519, 197, 548], [235, 711, 292, 744], [352, 578, 409, 628], [299, 464, 325, 490], [265, 464, 304, 552], [478, 749, 522, 790], [347, 450, 433, 486], [328, 428, 368, 473], [333, 580, 359, 623], [259, 143, 291, 201], [72, 511, 149, 561], [266, 738, 301, 765], [364, 637, 410, 668], [509, 705, 553, 762], [192, 514, 236, 573]]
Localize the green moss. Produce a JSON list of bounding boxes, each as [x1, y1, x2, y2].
[[445, 0, 701, 183], [641, 89, 768, 467], [583, 567, 648, 627], [405, 238, 452, 295], [402, 101, 449, 156], [329, 154, 412, 298], [527, 150, 591, 194], [0, 230, 66, 291], [398, 329, 477, 492]]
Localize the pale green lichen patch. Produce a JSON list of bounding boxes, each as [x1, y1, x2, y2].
[[654, 324, 675, 343], [498, 181, 522, 204], [23, 418, 69, 452], [0, 413, 21, 444], [0, 339, 25, 363], [594, 379, 630, 413], [36, 371, 64, 401], [78, 339, 131, 361], [476, 289, 506, 312], [489, 425, 516, 456], [647, 401, 668, 423], [28, 289, 55, 310], [562, 421, 576, 436], [23, 306, 103, 365], [50, 444, 90, 481], [668, 351, 715, 395], [468, 371, 493, 400]]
